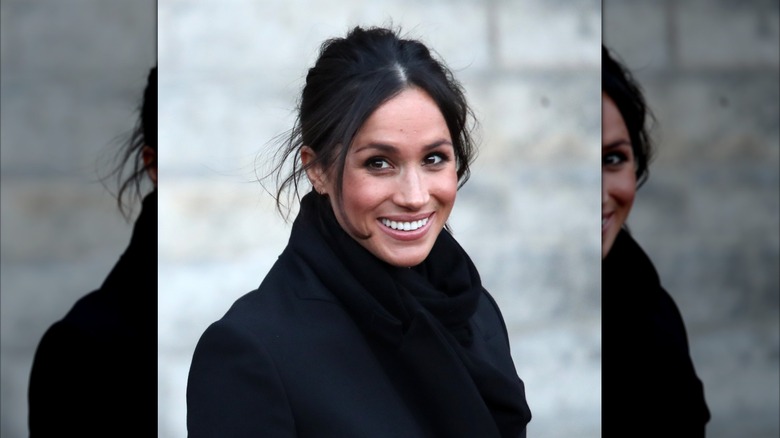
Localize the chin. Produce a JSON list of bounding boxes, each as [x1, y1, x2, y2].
[[370, 234, 437, 267], [387, 256, 425, 268], [384, 249, 430, 268]]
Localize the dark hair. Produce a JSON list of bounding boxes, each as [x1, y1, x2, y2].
[[265, 26, 478, 228], [105, 66, 157, 219], [602, 45, 654, 188]]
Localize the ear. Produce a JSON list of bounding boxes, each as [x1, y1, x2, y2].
[[142, 145, 157, 187], [301, 146, 327, 195]]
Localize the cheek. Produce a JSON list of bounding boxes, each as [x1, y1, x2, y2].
[[607, 170, 637, 208], [343, 189, 378, 214], [431, 171, 458, 209], [340, 174, 389, 221]]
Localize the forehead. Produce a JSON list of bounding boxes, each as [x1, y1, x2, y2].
[[353, 88, 450, 145], [602, 94, 629, 145]]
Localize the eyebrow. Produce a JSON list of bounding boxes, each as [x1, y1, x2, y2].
[[603, 139, 632, 150], [353, 139, 453, 154]]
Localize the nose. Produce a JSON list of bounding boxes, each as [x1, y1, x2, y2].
[[394, 168, 429, 210]]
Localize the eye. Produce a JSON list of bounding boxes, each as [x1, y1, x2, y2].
[[603, 152, 627, 167], [423, 152, 447, 166], [365, 157, 391, 170]]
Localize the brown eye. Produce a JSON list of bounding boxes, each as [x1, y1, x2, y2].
[[424, 153, 446, 166], [365, 157, 390, 169]]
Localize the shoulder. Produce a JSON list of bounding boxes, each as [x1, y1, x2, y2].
[[466, 288, 525, 381], [190, 247, 363, 364], [62, 288, 115, 321], [473, 288, 510, 340], [470, 288, 517, 373], [211, 250, 340, 332], [187, 314, 298, 436], [31, 320, 86, 371], [186, 250, 374, 436], [35, 289, 119, 346]]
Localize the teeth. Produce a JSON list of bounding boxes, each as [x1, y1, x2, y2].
[[381, 217, 428, 231]]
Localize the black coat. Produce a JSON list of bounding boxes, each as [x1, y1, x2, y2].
[[187, 194, 530, 437], [28, 190, 157, 437], [602, 228, 710, 436]]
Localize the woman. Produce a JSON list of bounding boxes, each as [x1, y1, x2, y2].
[[187, 26, 531, 437], [28, 67, 157, 436], [601, 45, 710, 436]]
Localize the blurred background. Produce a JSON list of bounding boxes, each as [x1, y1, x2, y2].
[[158, 0, 600, 437], [0, 0, 156, 436], [4, 1, 776, 438], [604, 0, 779, 437]]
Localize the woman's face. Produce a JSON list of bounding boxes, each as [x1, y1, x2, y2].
[[602, 93, 637, 258], [305, 87, 458, 267]]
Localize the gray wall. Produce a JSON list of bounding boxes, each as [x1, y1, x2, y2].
[[158, 0, 600, 437], [0, 0, 156, 436], [604, 1, 779, 437]]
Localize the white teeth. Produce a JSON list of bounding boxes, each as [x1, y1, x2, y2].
[[381, 217, 428, 231]]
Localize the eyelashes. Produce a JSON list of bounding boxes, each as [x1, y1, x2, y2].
[[603, 151, 631, 167], [363, 152, 451, 171], [423, 152, 449, 166], [365, 157, 391, 170]]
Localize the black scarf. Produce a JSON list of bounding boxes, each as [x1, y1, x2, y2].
[[602, 228, 710, 436], [289, 193, 531, 437]]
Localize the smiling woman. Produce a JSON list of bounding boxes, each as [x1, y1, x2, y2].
[[601, 45, 710, 436], [186, 26, 531, 437], [601, 92, 636, 258], [302, 87, 457, 267]]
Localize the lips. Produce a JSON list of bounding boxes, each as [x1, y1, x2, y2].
[[380, 217, 429, 231], [378, 213, 434, 241], [602, 212, 613, 233]]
